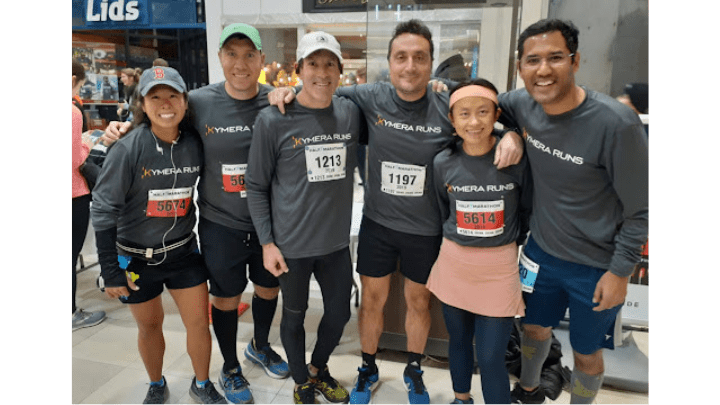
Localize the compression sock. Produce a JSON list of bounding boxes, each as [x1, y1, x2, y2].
[[570, 369, 604, 404], [252, 293, 278, 349], [407, 352, 423, 370], [361, 351, 378, 373], [518, 333, 552, 390], [211, 305, 240, 373]]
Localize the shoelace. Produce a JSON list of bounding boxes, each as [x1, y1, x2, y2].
[[356, 367, 374, 392], [202, 383, 224, 402], [227, 370, 250, 389], [146, 384, 165, 402], [260, 346, 283, 364], [406, 369, 425, 394], [318, 369, 339, 389], [297, 383, 315, 403]]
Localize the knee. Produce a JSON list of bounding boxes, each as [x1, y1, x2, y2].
[[522, 323, 552, 341], [213, 295, 241, 311], [360, 286, 388, 313], [405, 289, 431, 315], [573, 350, 604, 375], [254, 285, 280, 300], [282, 305, 307, 328], [136, 317, 164, 338]]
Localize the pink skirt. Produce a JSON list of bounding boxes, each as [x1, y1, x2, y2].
[[426, 238, 525, 317]]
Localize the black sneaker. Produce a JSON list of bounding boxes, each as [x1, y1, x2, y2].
[[143, 377, 169, 404], [294, 382, 317, 404], [510, 382, 546, 404], [189, 377, 228, 404], [308, 365, 349, 403]]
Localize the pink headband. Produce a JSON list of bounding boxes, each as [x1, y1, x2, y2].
[[449, 85, 499, 109]]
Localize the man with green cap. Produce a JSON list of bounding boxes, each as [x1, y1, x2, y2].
[[103, 23, 290, 404]]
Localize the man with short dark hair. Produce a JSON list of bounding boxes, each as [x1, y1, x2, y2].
[[497, 19, 648, 404]]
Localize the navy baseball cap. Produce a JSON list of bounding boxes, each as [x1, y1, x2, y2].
[[139, 66, 187, 96]]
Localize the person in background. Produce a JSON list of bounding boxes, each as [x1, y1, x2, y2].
[[91, 66, 226, 404], [153, 58, 170, 67], [246, 31, 361, 405], [617, 82, 648, 135], [497, 19, 648, 404], [72, 58, 106, 331], [118, 67, 141, 122], [428, 79, 531, 404]]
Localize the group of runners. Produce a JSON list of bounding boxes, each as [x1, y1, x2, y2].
[[79, 15, 648, 405]]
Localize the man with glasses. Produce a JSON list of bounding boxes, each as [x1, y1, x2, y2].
[[497, 19, 648, 404]]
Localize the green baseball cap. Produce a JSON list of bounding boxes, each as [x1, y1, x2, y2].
[[219, 23, 262, 50]]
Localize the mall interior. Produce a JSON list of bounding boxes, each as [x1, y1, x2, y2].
[[72, 0, 650, 403]]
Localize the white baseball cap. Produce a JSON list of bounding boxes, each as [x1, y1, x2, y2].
[[296, 31, 343, 64]]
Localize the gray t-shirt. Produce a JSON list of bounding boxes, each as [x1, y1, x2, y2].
[[189, 82, 273, 231], [246, 96, 361, 259], [91, 124, 203, 247], [335, 83, 455, 236], [498, 87, 648, 277], [433, 140, 531, 247]]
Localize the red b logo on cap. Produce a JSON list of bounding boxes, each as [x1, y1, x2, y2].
[[154, 68, 165, 79]]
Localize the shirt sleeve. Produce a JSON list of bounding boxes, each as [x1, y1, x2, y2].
[[497, 92, 522, 133], [72, 105, 90, 172], [245, 112, 278, 246], [432, 153, 451, 225], [606, 122, 649, 277], [90, 141, 134, 231]]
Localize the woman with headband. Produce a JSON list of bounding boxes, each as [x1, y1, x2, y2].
[[427, 79, 532, 404]]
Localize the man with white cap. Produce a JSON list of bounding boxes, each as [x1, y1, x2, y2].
[[102, 23, 290, 404], [245, 31, 362, 404]]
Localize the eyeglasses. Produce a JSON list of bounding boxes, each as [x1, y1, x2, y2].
[[520, 53, 575, 68]]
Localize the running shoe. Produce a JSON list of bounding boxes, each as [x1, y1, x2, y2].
[[244, 340, 290, 379], [143, 377, 169, 404], [217, 367, 252, 404], [308, 365, 349, 403], [450, 397, 474, 404], [190, 377, 227, 404], [72, 308, 106, 331], [402, 366, 430, 404], [510, 382, 546, 404], [294, 382, 317, 404], [349, 366, 379, 404]]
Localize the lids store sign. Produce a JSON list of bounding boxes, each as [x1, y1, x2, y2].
[[85, 0, 147, 24]]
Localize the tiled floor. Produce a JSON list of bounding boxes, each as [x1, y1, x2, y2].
[[73, 177, 649, 404], [73, 263, 649, 404]]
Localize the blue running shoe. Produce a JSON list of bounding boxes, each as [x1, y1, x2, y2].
[[451, 397, 474, 404], [218, 367, 253, 404], [245, 340, 290, 379], [349, 367, 379, 404], [403, 367, 430, 404]]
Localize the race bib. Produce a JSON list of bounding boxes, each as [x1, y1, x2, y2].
[[455, 200, 505, 237], [380, 161, 426, 196], [304, 143, 347, 182], [222, 164, 247, 196], [146, 187, 192, 217], [519, 250, 540, 293]]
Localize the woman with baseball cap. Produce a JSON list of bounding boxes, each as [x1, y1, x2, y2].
[[91, 66, 225, 404]]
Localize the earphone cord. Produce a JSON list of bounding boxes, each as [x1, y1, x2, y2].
[[150, 139, 178, 266]]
